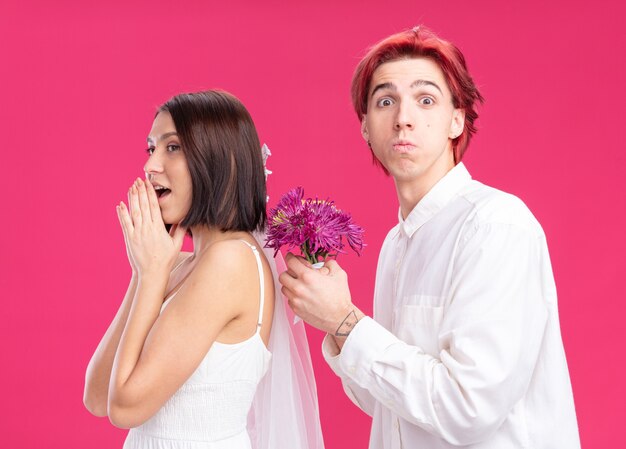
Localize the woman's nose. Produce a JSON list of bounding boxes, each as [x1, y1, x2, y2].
[[143, 152, 164, 177]]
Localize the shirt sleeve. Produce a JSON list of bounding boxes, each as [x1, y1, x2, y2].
[[322, 333, 377, 417], [332, 222, 550, 446]]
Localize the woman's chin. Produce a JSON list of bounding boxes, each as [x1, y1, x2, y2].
[[162, 214, 184, 227], [161, 214, 176, 225], [160, 207, 188, 227]]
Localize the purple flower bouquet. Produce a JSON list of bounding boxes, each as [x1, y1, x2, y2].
[[265, 187, 365, 265]]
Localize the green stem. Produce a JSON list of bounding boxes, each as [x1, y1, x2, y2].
[[301, 241, 317, 265]]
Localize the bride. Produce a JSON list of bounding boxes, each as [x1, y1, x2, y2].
[[83, 90, 324, 449]]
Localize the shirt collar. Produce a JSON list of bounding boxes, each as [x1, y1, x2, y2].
[[397, 162, 472, 238]]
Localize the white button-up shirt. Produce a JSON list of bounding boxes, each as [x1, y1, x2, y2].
[[323, 163, 580, 448]]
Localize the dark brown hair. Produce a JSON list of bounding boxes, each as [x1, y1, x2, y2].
[[352, 26, 484, 164], [158, 90, 266, 232]]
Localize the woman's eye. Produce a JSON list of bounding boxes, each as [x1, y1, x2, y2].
[[377, 98, 394, 107], [419, 97, 434, 106], [167, 144, 181, 152], [146, 146, 155, 155]]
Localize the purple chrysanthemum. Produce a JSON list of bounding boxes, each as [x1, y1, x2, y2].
[[265, 187, 365, 264]]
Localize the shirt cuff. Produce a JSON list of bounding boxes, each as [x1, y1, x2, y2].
[[336, 316, 403, 387], [322, 333, 345, 377], [321, 315, 371, 378], [322, 316, 402, 386]]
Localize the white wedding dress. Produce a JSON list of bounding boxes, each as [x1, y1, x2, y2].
[[123, 241, 272, 449]]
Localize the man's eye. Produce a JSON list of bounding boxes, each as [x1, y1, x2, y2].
[[419, 97, 434, 106], [167, 144, 181, 152], [377, 98, 394, 107]]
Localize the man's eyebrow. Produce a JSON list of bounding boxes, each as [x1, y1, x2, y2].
[[411, 79, 443, 94], [370, 82, 396, 98], [370, 80, 443, 98], [146, 131, 179, 143]]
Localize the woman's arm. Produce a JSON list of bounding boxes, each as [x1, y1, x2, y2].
[[83, 179, 187, 417], [107, 240, 257, 428], [105, 179, 263, 428], [83, 274, 138, 416]]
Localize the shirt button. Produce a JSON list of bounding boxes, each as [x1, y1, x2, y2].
[[394, 421, 399, 430], [347, 366, 356, 375]]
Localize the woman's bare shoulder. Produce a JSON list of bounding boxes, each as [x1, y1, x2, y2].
[[186, 240, 260, 298], [169, 241, 256, 317], [196, 240, 257, 274]]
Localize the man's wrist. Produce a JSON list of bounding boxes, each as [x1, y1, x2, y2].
[[331, 307, 365, 350], [335, 308, 363, 337]]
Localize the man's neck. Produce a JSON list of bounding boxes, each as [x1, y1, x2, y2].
[[394, 162, 456, 220]]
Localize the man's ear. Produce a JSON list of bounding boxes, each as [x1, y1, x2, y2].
[[361, 116, 369, 142], [449, 109, 466, 139]]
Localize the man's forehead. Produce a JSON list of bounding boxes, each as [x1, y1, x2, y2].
[[370, 58, 448, 94], [373, 58, 444, 81]]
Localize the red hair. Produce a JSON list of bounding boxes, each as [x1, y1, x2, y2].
[[351, 26, 484, 164]]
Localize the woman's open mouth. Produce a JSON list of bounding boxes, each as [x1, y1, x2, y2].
[[154, 185, 172, 201]]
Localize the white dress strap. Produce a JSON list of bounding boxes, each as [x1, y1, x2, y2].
[[162, 254, 194, 305], [172, 253, 192, 273], [239, 240, 265, 334]]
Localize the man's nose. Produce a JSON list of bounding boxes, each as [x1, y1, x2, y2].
[[394, 100, 415, 130]]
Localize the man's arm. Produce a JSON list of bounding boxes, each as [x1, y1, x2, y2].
[[322, 328, 377, 417], [281, 223, 550, 446], [280, 256, 378, 416]]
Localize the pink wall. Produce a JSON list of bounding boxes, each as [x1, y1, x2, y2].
[[1, 1, 624, 447]]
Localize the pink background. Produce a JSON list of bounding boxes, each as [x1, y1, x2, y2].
[[1, 1, 624, 448]]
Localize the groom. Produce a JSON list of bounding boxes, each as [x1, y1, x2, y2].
[[279, 27, 580, 448]]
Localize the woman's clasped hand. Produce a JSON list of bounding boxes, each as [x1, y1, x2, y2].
[[116, 178, 186, 277]]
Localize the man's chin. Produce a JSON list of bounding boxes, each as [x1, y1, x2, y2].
[[388, 162, 422, 181]]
